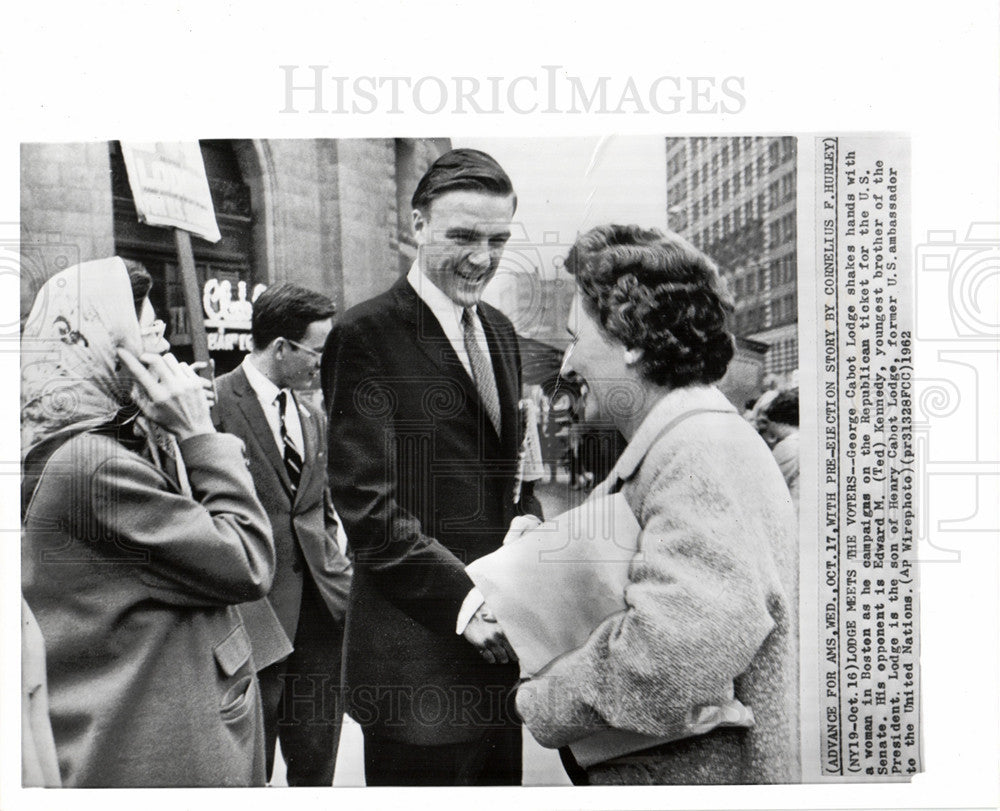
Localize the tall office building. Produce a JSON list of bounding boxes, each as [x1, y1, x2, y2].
[[665, 136, 798, 383]]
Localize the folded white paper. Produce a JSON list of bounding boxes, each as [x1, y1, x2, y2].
[[467, 491, 753, 767], [467, 492, 640, 677]]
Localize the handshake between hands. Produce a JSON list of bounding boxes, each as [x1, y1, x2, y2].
[[461, 513, 543, 664]]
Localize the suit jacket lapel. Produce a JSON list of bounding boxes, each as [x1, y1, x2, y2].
[[293, 393, 319, 501], [229, 366, 295, 498], [392, 280, 488, 429]]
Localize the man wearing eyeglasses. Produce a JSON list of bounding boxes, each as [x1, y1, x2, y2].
[[214, 283, 353, 786]]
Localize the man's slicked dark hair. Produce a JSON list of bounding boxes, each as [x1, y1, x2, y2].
[[251, 283, 336, 349], [411, 148, 517, 214]]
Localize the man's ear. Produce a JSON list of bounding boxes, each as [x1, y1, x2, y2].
[[412, 208, 428, 245]]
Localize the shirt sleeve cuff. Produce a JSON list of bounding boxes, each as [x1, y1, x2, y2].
[[455, 587, 485, 634]]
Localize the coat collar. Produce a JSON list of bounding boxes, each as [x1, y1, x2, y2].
[[605, 385, 736, 486]]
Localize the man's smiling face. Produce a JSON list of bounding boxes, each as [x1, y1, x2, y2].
[[413, 189, 515, 307]]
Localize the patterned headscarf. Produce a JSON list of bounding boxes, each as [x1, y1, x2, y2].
[[21, 257, 144, 459]]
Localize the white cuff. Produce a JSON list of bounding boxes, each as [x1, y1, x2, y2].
[[455, 587, 485, 634]]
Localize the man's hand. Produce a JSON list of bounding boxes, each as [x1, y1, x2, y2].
[[118, 349, 217, 441], [462, 603, 517, 664], [502, 514, 543, 546]]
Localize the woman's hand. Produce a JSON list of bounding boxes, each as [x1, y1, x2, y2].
[[189, 361, 217, 407], [118, 349, 216, 441]]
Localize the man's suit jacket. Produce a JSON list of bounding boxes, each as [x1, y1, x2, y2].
[[322, 277, 537, 745], [214, 366, 353, 668]]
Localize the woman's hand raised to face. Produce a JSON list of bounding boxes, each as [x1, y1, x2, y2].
[[118, 349, 216, 441]]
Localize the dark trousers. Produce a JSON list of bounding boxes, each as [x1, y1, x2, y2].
[[362, 726, 522, 786], [258, 575, 345, 786]]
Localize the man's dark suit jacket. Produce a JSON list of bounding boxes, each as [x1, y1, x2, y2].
[[214, 366, 353, 668], [322, 277, 539, 746]]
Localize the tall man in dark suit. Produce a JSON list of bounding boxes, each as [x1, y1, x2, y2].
[[322, 148, 541, 786], [215, 284, 353, 786]]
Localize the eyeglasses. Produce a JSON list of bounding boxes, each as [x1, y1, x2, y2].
[[559, 338, 577, 377], [141, 319, 166, 340], [283, 337, 323, 358]]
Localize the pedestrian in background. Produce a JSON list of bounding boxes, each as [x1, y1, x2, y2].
[[215, 283, 352, 786]]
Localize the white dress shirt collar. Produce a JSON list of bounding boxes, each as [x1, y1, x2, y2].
[[241, 354, 304, 454], [406, 260, 487, 379], [241, 353, 282, 404], [406, 260, 475, 331]]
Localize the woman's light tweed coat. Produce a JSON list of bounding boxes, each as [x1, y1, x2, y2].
[[517, 385, 800, 784]]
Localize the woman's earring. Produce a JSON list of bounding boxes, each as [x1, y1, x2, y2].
[[623, 348, 642, 366]]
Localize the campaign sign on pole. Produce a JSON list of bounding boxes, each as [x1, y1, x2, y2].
[[120, 142, 221, 243]]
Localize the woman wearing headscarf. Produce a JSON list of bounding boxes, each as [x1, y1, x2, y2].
[[515, 225, 799, 784], [21, 257, 275, 787]]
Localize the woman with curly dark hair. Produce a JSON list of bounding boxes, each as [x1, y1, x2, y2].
[[516, 225, 799, 784]]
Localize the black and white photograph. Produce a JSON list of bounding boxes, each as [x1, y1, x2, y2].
[[3, 3, 999, 811], [17, 135, 804, 789]]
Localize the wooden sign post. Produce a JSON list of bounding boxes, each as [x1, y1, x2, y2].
[[119, 141, 222, 368], [172, 229, 210, 365]]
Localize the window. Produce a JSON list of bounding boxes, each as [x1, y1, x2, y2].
[[769, 181, 780, 210], [781, 170, 796, 202], [768, 141, 781, 169], [766, 335, 799, 375]]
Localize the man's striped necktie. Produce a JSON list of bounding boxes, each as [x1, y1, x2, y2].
[[461, 307, 501, 435], [275, 390, 302, 494]]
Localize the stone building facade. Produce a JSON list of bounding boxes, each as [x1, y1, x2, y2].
[[20, 138, 449, 372]]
